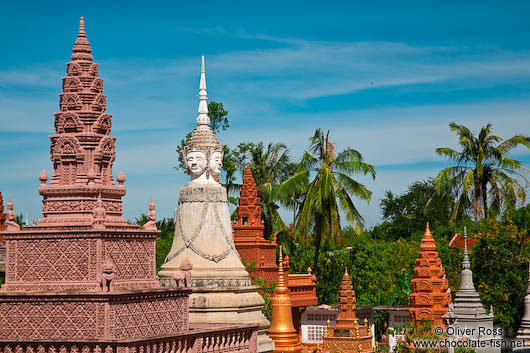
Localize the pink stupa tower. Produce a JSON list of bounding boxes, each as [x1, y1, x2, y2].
[[0, 17, 188, 341], [35, 16, 129, 230], [2, 17, 153, 293]]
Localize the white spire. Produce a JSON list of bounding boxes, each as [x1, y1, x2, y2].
[[463, 226, 470, 270], [196, 54, 209, 126]]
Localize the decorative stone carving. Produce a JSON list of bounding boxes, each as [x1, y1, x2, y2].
[[92, 194, 106, 229], [100, 257, 115, 292], [173, 258, 193, 288], [143, 198, 157, 231], [93, 113, 112, 134], [5, 196, 19, 231]]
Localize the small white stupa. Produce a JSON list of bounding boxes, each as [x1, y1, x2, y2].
[[517, 262, 530, 347], [453, 227, 499, 352]]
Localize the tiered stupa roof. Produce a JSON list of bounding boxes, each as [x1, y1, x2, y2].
[[322, 269, 373, 353], [409, 223, 451, 328], [26, 17, 132, 230]]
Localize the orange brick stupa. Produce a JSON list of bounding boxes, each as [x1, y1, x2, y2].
[[322, 268, 373, 353], [232, 163, 318, 332], [233, 163, 277, 283], [409, 223, 451, 328]]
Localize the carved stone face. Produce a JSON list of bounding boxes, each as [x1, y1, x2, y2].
[[186, 150, 208, 176], [209, 151, 223, 176]]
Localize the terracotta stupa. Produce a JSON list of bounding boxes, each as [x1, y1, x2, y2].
[[409, 223, 451, 328], [322, 269, 373, 353], [233, 163, 278, 283], [268, 246, 303, 353]]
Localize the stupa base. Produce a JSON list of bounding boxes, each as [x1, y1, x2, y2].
[[0, 288, 190, 341], [159, 277, 274, 353]]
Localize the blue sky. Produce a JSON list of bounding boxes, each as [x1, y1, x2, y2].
[[1, 1, 529, 227]]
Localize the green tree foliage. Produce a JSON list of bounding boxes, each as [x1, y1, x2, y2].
[[434, 122, 530, 221], [282, 128, 376, 276], [503, 203, 530, 235], [14, 213, 24, 228], [372, 179, 455, 240], [246, 142, 293, 240], [471, 219, 530, 337]]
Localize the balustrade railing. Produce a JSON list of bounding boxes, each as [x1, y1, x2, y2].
[[0, 324, 259, 353]]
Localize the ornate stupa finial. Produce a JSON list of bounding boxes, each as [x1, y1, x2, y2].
[[39, 169, 48, 185], [183, 55, 222, 180], [197, 54, 209, 126], [276, 246, 288, 293], [72, 17, 93, 61], [420, 222, 437, 251], [463, 226, 470, 270], [268, 245, 303, 353]]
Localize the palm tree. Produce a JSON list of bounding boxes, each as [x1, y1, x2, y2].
[[281, 129, 376, 275], [434, 122, 530, 221], [247, 142, 292, 238]]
